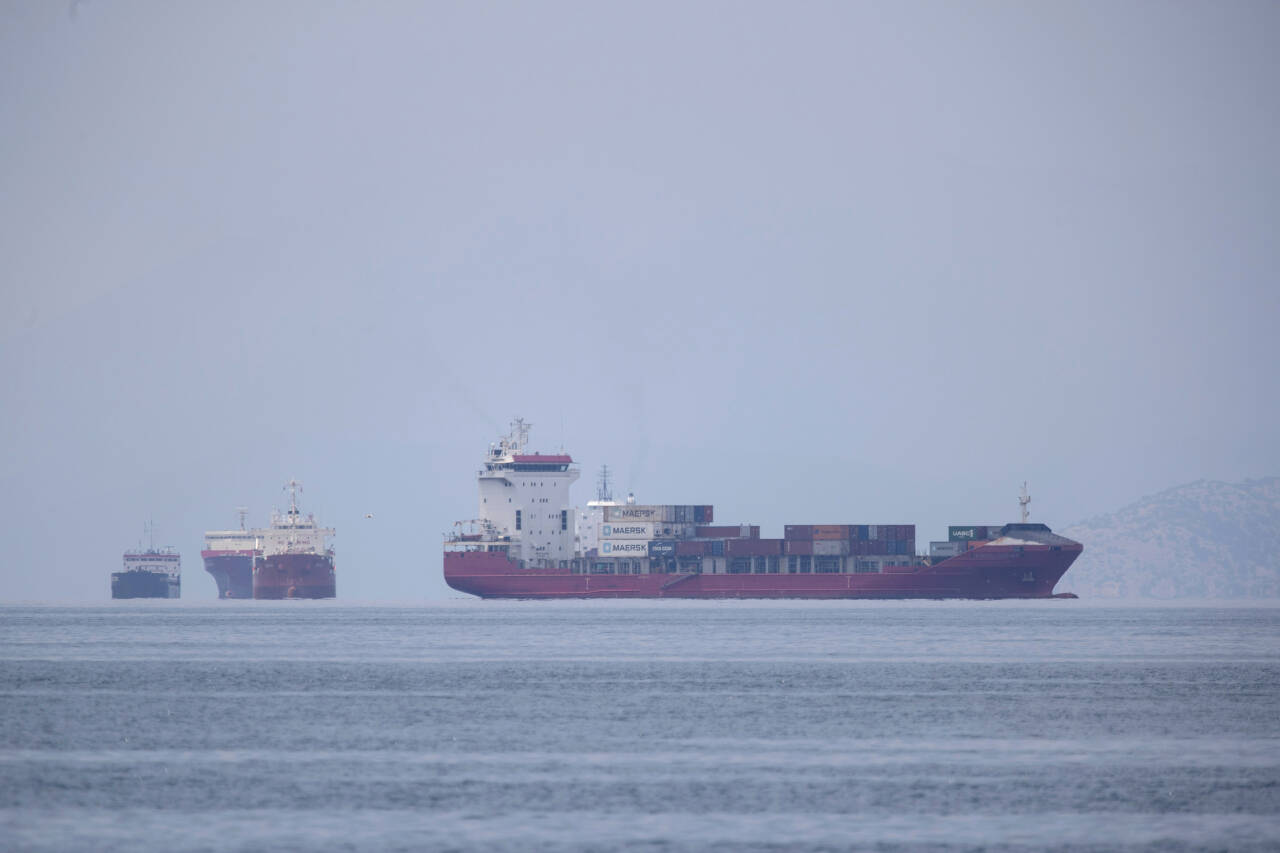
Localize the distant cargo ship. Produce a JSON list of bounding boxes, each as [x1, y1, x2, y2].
[[252, 481, 336, 599], [443, 420, 1081, 599], [202, 508, 258, 599], [112, 534, 181, 599]]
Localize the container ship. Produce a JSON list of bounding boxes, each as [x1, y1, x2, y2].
[[252, 480, 336, 599], [443, 420, 1082, 599], [202, 508, 258, 599], [112, 540, 181, 599]]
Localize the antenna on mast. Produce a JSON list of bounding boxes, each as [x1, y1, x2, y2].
[[285, 479, 302, 514], [596, 465, 613, 502], [236, 506, 249, 530], [1018, 482, 1031, 523], [510, 417, 531, 453]]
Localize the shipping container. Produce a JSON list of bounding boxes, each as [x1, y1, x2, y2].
[[813, 539, 850, 556], [604, 505, 667, 522], [598, 540, 650, 557], [948, 525, 1000, 541], [812, 524, 850, 540], [930, 541, 964, 557], [709, 539, 726, 556], [867, 525, 878, 540], [675, 540, 709, 557], [726, 538, 784, 557], [648, 540, 676, 558], [599, 521, 655, 540], [695, 524, 758, 539], [784, 539, 814, 556], [852, 525, 868, 540], [784, 524, 813, 541], [693, 505, 714, 523]]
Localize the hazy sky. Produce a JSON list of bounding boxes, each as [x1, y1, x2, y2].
[[2, 2, 1277, 600]]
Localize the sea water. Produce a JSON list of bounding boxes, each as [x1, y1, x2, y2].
[[1, 600, 1277, 852]]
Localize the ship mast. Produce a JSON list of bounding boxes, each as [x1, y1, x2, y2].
[[511, 417, 530, 454], [237, 506, 249, 530], [596, 465, 613, 502], [285, 479, 302, 515], [1018, 482, 1031, 523]]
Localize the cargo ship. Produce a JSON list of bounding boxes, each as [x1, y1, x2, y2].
[[202, 508, 258, 599], [443, 420, 1082, 599], [112, 536, 181, 599], [252, 480, 336, 599]]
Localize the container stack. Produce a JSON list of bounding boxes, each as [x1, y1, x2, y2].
[[780, 523, 917, 574], [782, 524, 916, 556], [597, 505, 718, 566], [929, 524, 1006, 559]]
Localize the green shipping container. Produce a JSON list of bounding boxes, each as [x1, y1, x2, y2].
[[949, 526, 979, 541]]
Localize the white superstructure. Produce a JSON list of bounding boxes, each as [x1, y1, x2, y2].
[[121, 549, 181, 580], [204, 507, 260, 553], [260, 480, 334, 558], [472, 419, 580, 567]]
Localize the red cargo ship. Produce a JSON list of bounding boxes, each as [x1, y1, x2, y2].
[[253, 480, 336, 599], [443, 421, 1081, 599]]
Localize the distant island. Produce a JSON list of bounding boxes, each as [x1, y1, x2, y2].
[[1061, 477, 1280, 598]]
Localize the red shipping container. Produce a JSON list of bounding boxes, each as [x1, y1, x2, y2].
[[784, 524, 814, 540], [675, 540, 709, 556], [785, 540, 814, 556]]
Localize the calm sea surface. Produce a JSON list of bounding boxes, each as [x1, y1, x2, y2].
[[1, 600, 1278, 852]]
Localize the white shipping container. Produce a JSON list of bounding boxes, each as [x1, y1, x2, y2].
[[604, 505, 672, 522], [599, 540, 650, 556], [600, 521, 655, 539], [813, 539, 850, 556], [930, 541, 965, 557]]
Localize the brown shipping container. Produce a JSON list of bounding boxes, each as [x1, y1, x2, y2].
[[726, 538, 784, 557], [695, 525, 755, 539], [675, 540, 709, 557], [784, 524, 814, 541], [785, 540, 814, 556], [812, 525, 850, 540]]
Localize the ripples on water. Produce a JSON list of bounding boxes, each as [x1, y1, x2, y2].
[[1, 601, 1277, 851]]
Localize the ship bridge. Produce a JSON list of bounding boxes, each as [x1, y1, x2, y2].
[[467, 419, 580, 567]]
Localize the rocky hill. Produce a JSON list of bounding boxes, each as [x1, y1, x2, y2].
[[1059, 477, 1280, 598]]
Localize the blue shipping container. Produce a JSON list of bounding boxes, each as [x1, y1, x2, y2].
[[649, 540, 676, 557]]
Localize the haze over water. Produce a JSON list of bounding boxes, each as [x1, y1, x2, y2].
[[2, 601, 1277, 852]]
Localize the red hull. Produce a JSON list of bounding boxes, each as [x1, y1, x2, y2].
[[444, 543, 1081, 599], [201, 551, 255, 599], [253, 553, 336, 599]]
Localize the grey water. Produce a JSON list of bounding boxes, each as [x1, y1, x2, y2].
[[1, 601, 1278, 852]]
